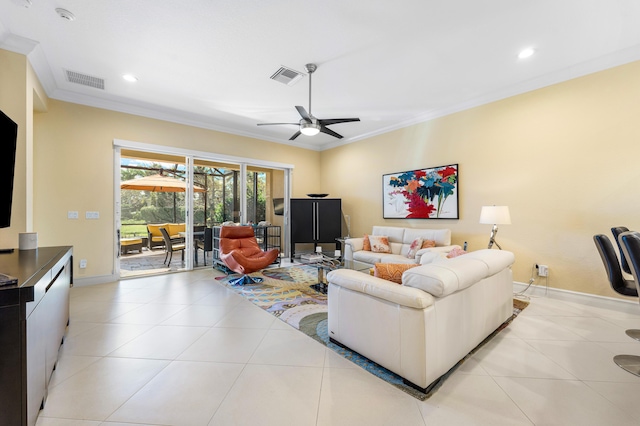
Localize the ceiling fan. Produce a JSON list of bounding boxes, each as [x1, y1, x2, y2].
[[257, 63, 360, 140]]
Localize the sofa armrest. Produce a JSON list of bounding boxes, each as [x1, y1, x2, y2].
[[345, 237, 364, 252], [404, 249, 515, 297], [327, 269, 434, 309], [344, 237, 364, 261]]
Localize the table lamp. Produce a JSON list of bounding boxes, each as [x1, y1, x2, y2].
[[479, 205, 511, 249]]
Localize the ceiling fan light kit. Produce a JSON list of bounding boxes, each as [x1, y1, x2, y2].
[[300, 121, 320, 136], [258, 63, 360, 140]]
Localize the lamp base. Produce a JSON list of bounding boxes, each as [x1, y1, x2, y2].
[[487, 225, 503, 250], [488, 238, 503, 250]]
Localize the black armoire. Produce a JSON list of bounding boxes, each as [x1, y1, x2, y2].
[[290, 198, 341, 260]]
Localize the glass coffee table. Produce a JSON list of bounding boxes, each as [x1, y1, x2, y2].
[[299, 254, 371, 293]]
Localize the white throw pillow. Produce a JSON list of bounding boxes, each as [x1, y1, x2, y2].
[[369, 235, 391, 253], [406, 237, 423, 258]]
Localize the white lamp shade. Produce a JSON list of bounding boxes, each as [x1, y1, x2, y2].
[[479, 206, 511, 225]]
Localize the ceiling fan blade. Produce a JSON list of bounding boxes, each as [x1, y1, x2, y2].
[[320, 126, 343, 139], [289, 131, 302, 141], [319, 118, 360, 126], [295, 106, 311, 122], [257, 123, 299, 126]]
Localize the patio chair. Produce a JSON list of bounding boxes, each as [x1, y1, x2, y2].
[[160, 227, 185, 265]]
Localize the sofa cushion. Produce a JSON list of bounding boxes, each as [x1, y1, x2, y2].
[[167, 223, 185, 236], [463, 249, 515, 275], [419, 251, 447, 265], [404, 228, 451, 246], [147, 224, 166, 237], [379, 254, 416, 264], [372, 226, 405, 244], [353, 250, 384, 264], [389, 242, 404, 255], [402, 257, 490, 297], [374, 263, 419, 284], [327, 269, 434, 309], [369, 235, 391, 253]]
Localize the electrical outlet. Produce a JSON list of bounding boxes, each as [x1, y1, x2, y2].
[[79, 259, 87, 269], [538, 264, 548, 277]]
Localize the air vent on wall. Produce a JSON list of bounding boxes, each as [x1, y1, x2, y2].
[[65, 70, 105, 90], [270, 66, 304, 86]]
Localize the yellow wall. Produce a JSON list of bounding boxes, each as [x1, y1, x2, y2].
[[33, 99, 320, 278], [320, 60, 640, 298], [6, 47, 640, 297], [0, 50, 27, 246]]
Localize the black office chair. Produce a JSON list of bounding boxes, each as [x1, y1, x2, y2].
[[594, 233, 640, 377], [612, 226, 632, 274], [160, 227, 185, 265]]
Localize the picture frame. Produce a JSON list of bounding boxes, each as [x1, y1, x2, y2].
[[382, 164, 459, 219]]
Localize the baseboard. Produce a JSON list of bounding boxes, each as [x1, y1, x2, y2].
[[73, 273, 118, 287], [513, 281, 639, 315]]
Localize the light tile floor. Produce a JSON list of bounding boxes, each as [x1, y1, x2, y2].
[[36, 269, 640, 426]]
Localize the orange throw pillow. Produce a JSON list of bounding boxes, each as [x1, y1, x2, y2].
[[421, 239, 436, 249], [363, 234, 371, 251], [374, 263, 419, 284]]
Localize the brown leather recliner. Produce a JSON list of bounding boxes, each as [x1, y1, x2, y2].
[[220, 226, 279, 285]]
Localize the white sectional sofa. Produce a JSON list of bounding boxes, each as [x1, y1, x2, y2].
[[326, 249, 515, 392], [344, 225, 460, 266]]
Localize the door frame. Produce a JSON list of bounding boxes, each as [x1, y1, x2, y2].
[[113, 139, 294, 277]]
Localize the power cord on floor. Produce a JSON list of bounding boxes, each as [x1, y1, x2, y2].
[[514, 263, 549, 300]]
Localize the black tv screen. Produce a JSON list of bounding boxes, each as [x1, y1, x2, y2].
[[0, 110, 17, 229]]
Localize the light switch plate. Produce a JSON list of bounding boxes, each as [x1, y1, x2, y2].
[[67, 211, 78, 219], [85, 211, 99, 219]]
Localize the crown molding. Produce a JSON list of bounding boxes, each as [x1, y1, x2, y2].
[[6, 31, 640, 153]]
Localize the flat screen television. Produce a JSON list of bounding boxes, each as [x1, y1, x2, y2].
[[0, 110, 17, 229], [273, 198, 284, 216]]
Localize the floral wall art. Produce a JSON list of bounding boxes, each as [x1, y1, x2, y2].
[[383, 164, 459, 219]]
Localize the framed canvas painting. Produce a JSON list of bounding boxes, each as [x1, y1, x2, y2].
[[382, 164, 459, 219]]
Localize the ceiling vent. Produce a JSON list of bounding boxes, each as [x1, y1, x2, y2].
[[270, 66, 305, 86], [65, 70, 105, 90], [55, 8, 76, 21]]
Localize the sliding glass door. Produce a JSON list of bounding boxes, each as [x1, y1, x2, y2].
[[114, 139, 293, 279]]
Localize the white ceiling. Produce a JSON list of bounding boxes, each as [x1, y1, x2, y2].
[[2, 0, 640, 151]]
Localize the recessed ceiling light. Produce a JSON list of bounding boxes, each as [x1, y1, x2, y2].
[[518, 47, 535, 59], [122, 74, 138, 82]]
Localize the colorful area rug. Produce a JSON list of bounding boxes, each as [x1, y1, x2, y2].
[[216, 265, 528, 400]]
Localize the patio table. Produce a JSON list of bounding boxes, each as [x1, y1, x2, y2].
[[179, 231, 205, 265]]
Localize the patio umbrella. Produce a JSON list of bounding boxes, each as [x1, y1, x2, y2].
[[121, 174, 206, 223], [120, 174, 206, 192]]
